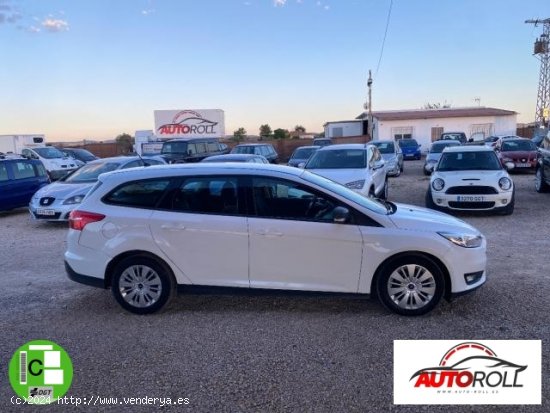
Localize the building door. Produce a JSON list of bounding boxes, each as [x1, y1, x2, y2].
[[431, 127, 443, 142]]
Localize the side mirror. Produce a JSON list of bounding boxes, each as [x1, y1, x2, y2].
[[333, 206, 350, 224], [298, 162, 306, 169], [504, 162, 514, 171]]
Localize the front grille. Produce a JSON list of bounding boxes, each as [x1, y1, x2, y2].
[[448, 201, 495, 209], [445, 186, 498, 195], [39, 197, 55, 206]]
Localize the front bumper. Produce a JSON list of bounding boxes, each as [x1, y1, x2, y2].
[[29, 199, 78, 221], [429, 191, 513, 211], [443, 241, 487, 296], [386, 163, 400, 176]]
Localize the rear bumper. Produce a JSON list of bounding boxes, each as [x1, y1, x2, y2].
[[65, 261, 106, 289]]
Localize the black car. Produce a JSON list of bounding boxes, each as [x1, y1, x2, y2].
[[0, 158, 49, 211], [60, 148, 99, 163], [160, 138, 229, 164], [535, 133, 550, 193], [439, 132, 467, 144], [231, 144, 279, 163]]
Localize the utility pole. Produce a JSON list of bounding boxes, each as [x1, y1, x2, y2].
[[363, 70, 373, 144], [526, 18, 550, 130]]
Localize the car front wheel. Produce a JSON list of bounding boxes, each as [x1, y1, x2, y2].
[[376, 255, 445, 316], [111, 256, 175, 314]]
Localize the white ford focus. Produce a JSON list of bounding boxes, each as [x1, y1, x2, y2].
[[65, 163, 486, 316], [426, 146, 514, 215]]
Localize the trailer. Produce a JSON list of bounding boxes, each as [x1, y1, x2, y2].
[[0, 135, 46, 155]]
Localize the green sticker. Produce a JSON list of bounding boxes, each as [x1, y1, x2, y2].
[[9, 340, 73, 405]]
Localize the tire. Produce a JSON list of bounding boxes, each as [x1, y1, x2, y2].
[[111, 255, 175, 314], [376, 255, 445, 316], [379, 179, 389, 200], [425, 189, 438, 210], [535, 167, 550, 193], [423, 166, 431, 176]]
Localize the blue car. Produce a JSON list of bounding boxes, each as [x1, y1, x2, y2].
[[398, 139, 422, 160], [0, 158, 49, 211]]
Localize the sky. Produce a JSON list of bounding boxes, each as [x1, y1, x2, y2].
[[0, 0, 548, 142]]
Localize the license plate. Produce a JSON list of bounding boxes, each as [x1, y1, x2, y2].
[[36, 209, 55, 216], [457, 196, 484, 202], [515, 163, 531, 167]]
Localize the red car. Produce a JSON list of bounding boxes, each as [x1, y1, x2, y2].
[[495, 138, 538, 171]]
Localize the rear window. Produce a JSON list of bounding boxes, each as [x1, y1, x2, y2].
[[103, 179, 171, 208], [0, 163, 8, 181]]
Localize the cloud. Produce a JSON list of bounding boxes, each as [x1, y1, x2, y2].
[[41, 18, 69, 32], [141, 9, 155, 15], [274, 0, 286, 6]]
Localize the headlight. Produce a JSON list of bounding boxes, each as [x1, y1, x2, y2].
[[438, 232, 483, 248], [502, 157, 513, 163], [63, 195, 85, 205], [498, 177, 512, 190], [345, 179, 365, 189], [432, 178, 445, 191]]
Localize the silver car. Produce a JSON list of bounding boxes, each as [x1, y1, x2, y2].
[[370, 140, 404, 177], [423, 140, 461, 175], [29, 156, 165, 221]]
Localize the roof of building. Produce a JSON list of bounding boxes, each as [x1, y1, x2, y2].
[[356, 107, 517, 121]]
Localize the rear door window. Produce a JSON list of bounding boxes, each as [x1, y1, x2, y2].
[[0, 163, 9, 181], [103, 179, 171, 208], [13, 161, 37, 179]]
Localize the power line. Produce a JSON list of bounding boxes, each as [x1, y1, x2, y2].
[[375, 0, 393, 77]]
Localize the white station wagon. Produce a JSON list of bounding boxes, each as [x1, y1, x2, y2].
[[426, 146, 514, 215], [65, 163, 486, 316]]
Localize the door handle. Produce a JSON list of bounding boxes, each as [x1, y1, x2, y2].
[[255, 229, 283, 237]]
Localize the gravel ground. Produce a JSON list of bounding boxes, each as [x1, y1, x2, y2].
[[0, 160, 548, 412]]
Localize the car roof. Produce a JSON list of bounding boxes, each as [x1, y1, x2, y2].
[[317, 143, 370, 151], [87, 156, 143, 164], [99, 162, 303, 183], [294, 145, 320, 150], [442, 145, 494, 153], [371, 140, 395, 144], [233, 143, 272, 147], [204, 154, 262, 160], [432, 140, 460, 146]]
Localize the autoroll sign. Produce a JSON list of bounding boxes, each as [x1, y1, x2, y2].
[[394, 340, 541, 405], [154, 109, 225, 139]]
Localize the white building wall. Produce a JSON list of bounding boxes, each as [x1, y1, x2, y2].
[[324, 121, 363, 138], [375, 115, 517, 152]]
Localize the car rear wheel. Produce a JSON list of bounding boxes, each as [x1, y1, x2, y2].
[[111, 256, 175, 314], [535, 167, 550, 193], [376, 255, 445, 316]]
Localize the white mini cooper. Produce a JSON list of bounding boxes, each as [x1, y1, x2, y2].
[[426, 146, 514, 215]]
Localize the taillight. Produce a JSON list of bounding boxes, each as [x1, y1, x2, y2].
[[69, 210, 106, 231]]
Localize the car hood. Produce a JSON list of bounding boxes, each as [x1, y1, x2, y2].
[[389, 202, 480, 234], [33, 181, 95, 200], [432, 170, 508, 187], [305, 168, 367, 184], [499, 151, 537, 160], [42, 158, 78, 169]]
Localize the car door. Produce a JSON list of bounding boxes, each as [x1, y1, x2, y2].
[[247, 176, 363, 292], [10, 160, 42, 208], [149, 175, 249, 287]]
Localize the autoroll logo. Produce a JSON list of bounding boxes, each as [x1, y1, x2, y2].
[[157, 110, 218, 136], [394, 340, 541, 405]]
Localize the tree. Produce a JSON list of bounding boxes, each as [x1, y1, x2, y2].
[[233, 127, 247, 141], [259, 124, 272, 139], [273, 128, 290, 140], [294, 125, 306, 133], [423, 102, 451, 110], [115, 133, 134, 154]]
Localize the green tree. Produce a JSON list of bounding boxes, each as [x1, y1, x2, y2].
[[233, 127, 247, 141], [273, 128, 290, 140], [294, 125, 306, 133], [115, 133, 134, 154], [259, 124, 272, 139]]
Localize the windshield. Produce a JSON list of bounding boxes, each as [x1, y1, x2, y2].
[[64, 161, 121, 183], [70, 149, 96, 161], [438, 151, 502, 171], [398, 139, 418, 148], [161, 142, 187, 155], [501, 140, 536, 152], [34, 147, 65, 159], [291, 147, 317, 159], [372, 142, 395, 154], [430, 142, 460, 153], [301, 170, 388, 215], [306, 149, 366, 169], [441, 133, 463, 140]]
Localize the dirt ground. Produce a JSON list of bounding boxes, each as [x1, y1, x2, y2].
[[0, 160, 548, 412]]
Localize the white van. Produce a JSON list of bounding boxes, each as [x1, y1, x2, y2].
[[21, 147, 79, 180]]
